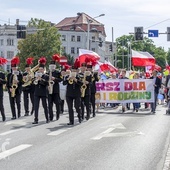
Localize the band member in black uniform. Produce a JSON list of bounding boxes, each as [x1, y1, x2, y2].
[[6, 56, 23, 119], [79, 63, 92, 120], [22, 58, 35, 116], [63, 63, 82, 125], [48, 59, 62, 121], [32, 57, 49, 124], [0, 57, 7, 121], [87, 64, 99, 117]]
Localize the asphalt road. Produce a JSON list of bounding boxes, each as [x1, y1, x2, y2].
[[0, 92, 170, 170]]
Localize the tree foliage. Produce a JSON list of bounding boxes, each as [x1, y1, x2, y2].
[[114, 35, 167, 70], [17, 18, 61, 71]]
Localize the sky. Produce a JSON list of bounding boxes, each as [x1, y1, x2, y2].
[[0, 0, 170, 51]]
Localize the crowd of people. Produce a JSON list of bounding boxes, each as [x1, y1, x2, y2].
[[0, 55, 168, 124]]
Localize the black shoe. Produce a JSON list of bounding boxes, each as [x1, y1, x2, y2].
[[93, 114, 96, 117], [46, 120, 49, 123], [122, 108, 125, 113], [31, 110, 34, 115], [11, 117, 16, 120], [24, 113, 29, 116], [67, 122, 74, 125], [85, 116, 89, 120], [50, 118, 53, 121], [2, 117, 6, 122], [32, 121, 38, 124], [78, 118, 82, 123], [18, 114, 21, 118], [56, 115, 60, 120]]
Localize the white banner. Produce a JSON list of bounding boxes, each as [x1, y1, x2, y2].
[[95, 79, 154, 103]]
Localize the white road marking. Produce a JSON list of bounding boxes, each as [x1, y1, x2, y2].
[[0, 129, 23, 136], [92, 123, 144, 140], [47, 128, 71, 136], [5, 119, 27, 126], [0, 144, 32, 160]]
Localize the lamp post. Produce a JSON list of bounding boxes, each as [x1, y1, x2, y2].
[[87, 14, 105, 50]]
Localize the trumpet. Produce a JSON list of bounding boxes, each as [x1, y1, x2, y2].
[[67, 71, 76, 84], [34, 72, 43, 85]]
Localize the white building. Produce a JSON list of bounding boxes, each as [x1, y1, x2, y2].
[[55, 12, 113, 62], [0, 24, 18, 72]]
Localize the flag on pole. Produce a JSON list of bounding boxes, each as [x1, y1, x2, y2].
[[131, 50, 155, 66]]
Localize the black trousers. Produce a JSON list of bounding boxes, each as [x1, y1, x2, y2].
[[60, 100, 64, 113], [23, 90, 34, 113], [81, 95, 91, 119], [34, 95, 48, 122], [66, 96, 81, 124], [9, 93, 21, 118], [0, 96, 5, 119], [91, 93, 96, 115], [48, 93, 60, 120]]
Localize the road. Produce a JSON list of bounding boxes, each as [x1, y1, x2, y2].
[[0, 92, 170, 170]]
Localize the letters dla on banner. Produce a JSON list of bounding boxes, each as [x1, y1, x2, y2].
[[95, 79, 154, 103]]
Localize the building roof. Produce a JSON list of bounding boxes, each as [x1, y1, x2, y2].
[[55, 12, 106, 36]]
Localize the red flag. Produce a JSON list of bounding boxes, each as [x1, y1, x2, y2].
[[132, 50, 155, 66]]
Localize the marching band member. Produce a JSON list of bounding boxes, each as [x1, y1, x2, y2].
[[63, 59, 82, 125], [48, 55, 62, 121], [87, 64, 99, 117], [32, 57, 49, 124], [0, 57, 7, 121], [22, 57, 35, 116], [79, 62, 92, 120], [6, 56, 23, 119]]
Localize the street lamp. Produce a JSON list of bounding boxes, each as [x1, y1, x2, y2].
[[87, 14, 105, 50]]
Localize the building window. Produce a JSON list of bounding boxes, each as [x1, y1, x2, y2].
[[0, 51, 3, 57], [71, 35, 75, 42], [0, 39, 3, 46], [92, 48, 96, 52], [7, 39, 14, 46], [7, 51, 14, 59], [77, 36, 81, 42], [92, 36, 95, 42], [77, 47, 80, 54], [62, 35, 66, 41], [71, 47, 75, 54]]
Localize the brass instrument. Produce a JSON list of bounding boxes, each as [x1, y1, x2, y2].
[[48, 65, 55, 94], [81, 71, 91, 97], [11, 71, 19, 98], [34, 72, 43, 85], [68, 71, 76, 84]]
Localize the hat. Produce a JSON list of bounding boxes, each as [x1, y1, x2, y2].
[[81, 62, 87, 67], [0, 57, 8, 66], [11, 56, 20, 67], [87, 64, 92, 68], [25, 57, 34, 68], [71, 65, 78, 70], [38, 57, 46, 68]]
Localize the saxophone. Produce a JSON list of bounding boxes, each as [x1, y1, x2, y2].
[[48, 65, 55, 94], [11, 71, 19, 98], [81, 71, 91, 97], [22, 71, 34, 87]]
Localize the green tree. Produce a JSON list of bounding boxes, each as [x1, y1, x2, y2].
[[115, 35, 167, 70], [62, 53, 74, 66], [17, 18, 61, 71]]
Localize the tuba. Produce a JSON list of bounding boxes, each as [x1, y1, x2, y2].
[[81, 71, 91, 97], [11, 71, 19, 98]]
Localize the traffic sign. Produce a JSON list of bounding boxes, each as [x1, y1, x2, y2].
[[59, 56, 67, 63], [148, 30, 159, 37]]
